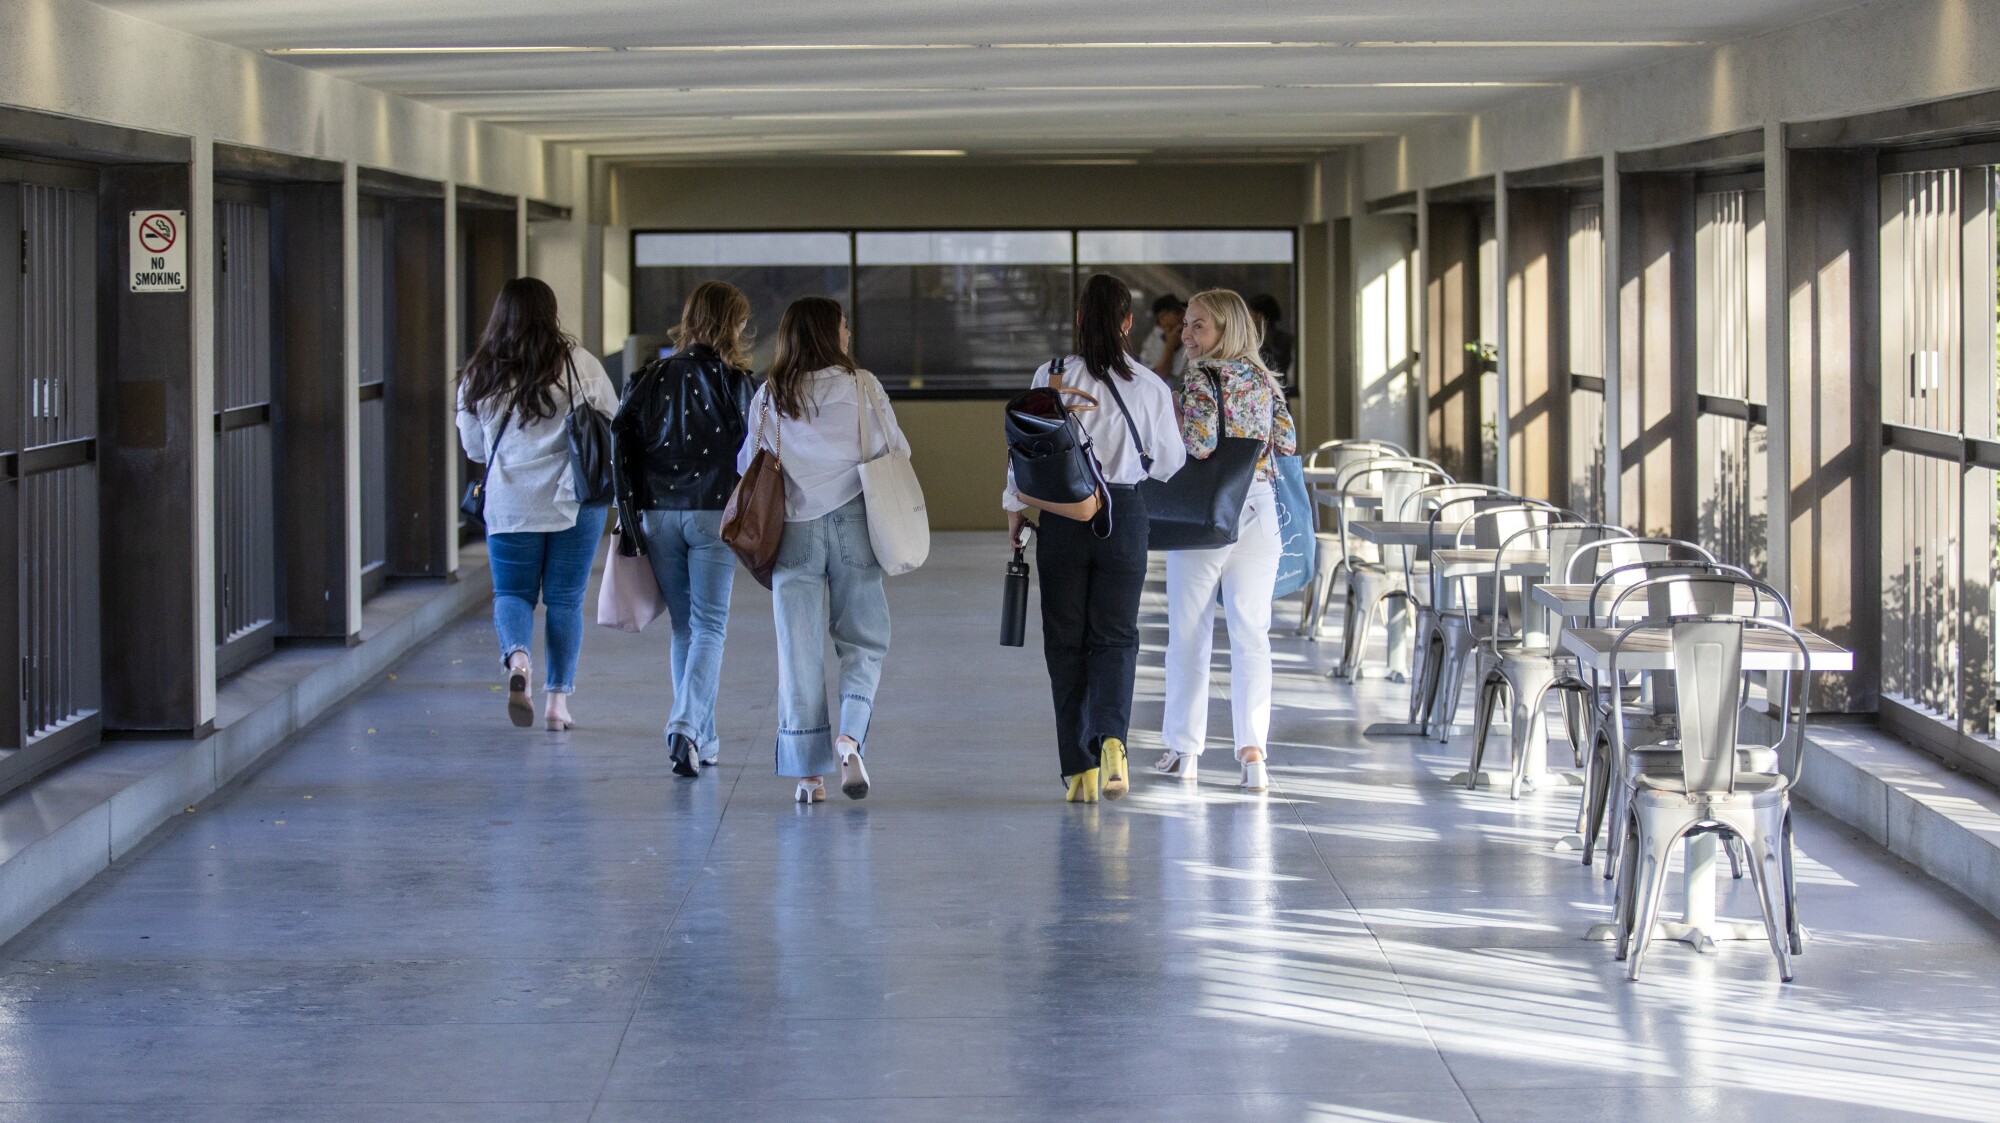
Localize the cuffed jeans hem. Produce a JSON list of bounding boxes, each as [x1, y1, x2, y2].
[[664, 722, 721, 756], [500, 645, 530, 668], [839, 694, 874, 753], [776, 726, 837, 778]]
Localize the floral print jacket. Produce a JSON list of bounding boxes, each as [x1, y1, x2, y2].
[[1178, 358, 1298, 480]]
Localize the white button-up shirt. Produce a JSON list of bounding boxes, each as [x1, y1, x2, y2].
[[456, 346, 619, 534], [1002, 354, 1187, 512], [736, 367, 912, 523]]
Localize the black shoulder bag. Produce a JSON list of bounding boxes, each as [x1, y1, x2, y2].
[[1134, 366, 1262, 551], [564, 352, 616, 507], [460, 410, 511, 523]]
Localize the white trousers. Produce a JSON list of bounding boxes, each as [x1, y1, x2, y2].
[[1163, 483, 1283, 756]]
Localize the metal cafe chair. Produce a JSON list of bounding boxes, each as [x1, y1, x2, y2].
[[1333, 458, 1452, 680], [1462, 520, 1612, 799], [1609, 615, 1813, 981], [1586, 570, 1793, 876], [1424, 501, 1560, 743], [1297, 440, 1413, 638], [1408, 487, 1528, 735]]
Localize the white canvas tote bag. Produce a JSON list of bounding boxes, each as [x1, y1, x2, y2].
[[855, 372, 930, 576]]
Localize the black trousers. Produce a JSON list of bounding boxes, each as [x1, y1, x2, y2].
[[1036, 485, 1149, 777]]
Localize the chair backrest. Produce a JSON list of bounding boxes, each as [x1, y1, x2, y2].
[[1305, 439, 1409, 470], [1448, 502, 1554, 617], [1606, 570, 1793, 627], [1563, 536, 1713, 586], [1670, 619, 1748, 793]]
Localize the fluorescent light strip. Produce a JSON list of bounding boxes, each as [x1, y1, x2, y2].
[[268, 39, 1699, 56], [1353, 40, 1700, 48], [426, 81, 1562, 98], [268, 45, 612, 55]]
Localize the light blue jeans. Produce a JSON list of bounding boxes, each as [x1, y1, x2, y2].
[[640, 509, 736, 760], [771, 495, 891, 778], [487, 505, 609, 693]]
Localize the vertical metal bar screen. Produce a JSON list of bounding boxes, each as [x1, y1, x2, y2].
[[18, 184, 100, 745], [214, 199, 278, 660]]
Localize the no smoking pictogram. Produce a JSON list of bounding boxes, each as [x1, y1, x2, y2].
[[137, 213, 178, 254]]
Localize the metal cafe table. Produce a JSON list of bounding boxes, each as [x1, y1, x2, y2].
[[1559, 624, 1854, 952]]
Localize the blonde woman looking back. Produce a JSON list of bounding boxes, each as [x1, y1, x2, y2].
[[1155, 289, 1297, 791]]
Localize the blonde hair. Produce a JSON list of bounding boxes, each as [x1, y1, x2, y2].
[[670, 280, 753, 371], [1185, 289, 1269, 371]]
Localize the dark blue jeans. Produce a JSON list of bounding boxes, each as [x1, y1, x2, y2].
[[487, 505, 609, 693]]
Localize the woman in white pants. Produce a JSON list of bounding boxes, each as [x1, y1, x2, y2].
[[1156, 289, 1297, 791]]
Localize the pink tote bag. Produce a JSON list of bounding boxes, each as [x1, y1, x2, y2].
[[596, 527, 667, 633]]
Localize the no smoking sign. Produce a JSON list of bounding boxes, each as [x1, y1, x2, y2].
[[129, 210, 186, 292]]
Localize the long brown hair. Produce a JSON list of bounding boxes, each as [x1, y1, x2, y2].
[[458, 277, 574, 422], [671, 280, 752, 370], [766, 297, 854, 420]]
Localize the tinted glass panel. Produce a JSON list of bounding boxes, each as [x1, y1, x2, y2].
[[1079, 230, 1297, 387], [855, 232, 1073, 393], [633, 233, 851, 373]]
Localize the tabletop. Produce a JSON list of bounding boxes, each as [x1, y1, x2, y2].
[[1432, 548, 1549, 577], [1348, 521, 1442, 547], [1559, 625, 1854, 672]]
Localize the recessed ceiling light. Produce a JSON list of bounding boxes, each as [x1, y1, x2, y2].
[[847, 149, 968, 157], [626, 44, 974, 52], [266, 45, 614, 55]]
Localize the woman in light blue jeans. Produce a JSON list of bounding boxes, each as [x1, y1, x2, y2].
[[738, 297, 907, 803], [456, 278, 618, 730], [612, 281, 757, 776]]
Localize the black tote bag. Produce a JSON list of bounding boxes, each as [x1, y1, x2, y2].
[[563, 354, 616, 507], [1141, 435, 1262, 550]]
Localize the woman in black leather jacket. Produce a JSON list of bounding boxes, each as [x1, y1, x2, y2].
[[611, 281, 758, 778]]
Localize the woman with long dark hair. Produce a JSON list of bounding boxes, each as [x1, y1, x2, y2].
[[456, 277, 618, 730], [1004, 273, 1185, 802], [736, 297, 911, 803], [613, 280, 757, 777]]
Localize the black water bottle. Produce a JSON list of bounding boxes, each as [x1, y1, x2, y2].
[[1001, 545, 1031, 647]]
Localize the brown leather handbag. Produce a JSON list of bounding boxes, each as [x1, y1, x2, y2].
[[720, 394, 786, 588]]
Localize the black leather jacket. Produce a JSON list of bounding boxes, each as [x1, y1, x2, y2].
[[612, 343, 756, 546]]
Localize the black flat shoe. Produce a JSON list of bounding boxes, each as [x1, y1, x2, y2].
[[668, 733, 701, 778]]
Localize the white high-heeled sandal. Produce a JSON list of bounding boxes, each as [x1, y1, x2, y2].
[[1154, 751, 1199, 782], [837, 737, 870, 800], [1236, 747, 1269, 792], [794, 777, 826, 803]]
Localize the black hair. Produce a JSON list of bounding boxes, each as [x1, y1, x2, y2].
[[1150, 292, 1187, 317], [458, 277, 573, 422], [1248, 292, 1283, 324], [1075, 273, 1138, 382]]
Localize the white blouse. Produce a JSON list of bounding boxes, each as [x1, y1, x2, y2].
[[736, 367, 913, 523], [455, 346, 619, 535], [1002, 354, 1187, 512]]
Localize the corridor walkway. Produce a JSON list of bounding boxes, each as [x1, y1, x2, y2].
[[3, 536, 2000, 1121]]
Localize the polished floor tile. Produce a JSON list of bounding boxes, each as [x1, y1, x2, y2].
[[0, 534, 1996, 1120]]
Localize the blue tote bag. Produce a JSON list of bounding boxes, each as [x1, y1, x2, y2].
[[1270, 452, 1316, 599]]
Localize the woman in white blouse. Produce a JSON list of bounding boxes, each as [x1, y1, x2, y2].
[[736, 297, 911, 804], [1004, 274, 1186, 801], [456, 278, 618, 731]]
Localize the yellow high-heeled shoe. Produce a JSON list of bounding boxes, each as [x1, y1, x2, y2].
[[1099, 738, 1129, 801], [1064, 769, 1100, 803]]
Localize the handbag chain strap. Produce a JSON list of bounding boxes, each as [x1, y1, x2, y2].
[[755, 389, 781, 463]]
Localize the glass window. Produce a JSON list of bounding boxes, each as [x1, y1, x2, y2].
[[628, 228, 1300, 394], [854, 231, 1073, 393], [1693, 188, 1770, 577], [632, 233, 851, 373], [1079, 230, 1298, 387]]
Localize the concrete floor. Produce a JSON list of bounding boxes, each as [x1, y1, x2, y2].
[[3, 533, 2000, 1121]]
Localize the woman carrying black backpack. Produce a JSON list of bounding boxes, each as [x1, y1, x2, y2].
[[1004, 274, 1185, 802]]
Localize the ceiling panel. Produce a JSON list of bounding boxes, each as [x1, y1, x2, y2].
[[98, 0, 1857, 159]]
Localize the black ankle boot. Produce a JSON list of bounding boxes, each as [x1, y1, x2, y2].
[[669, 733, 701, 778]]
